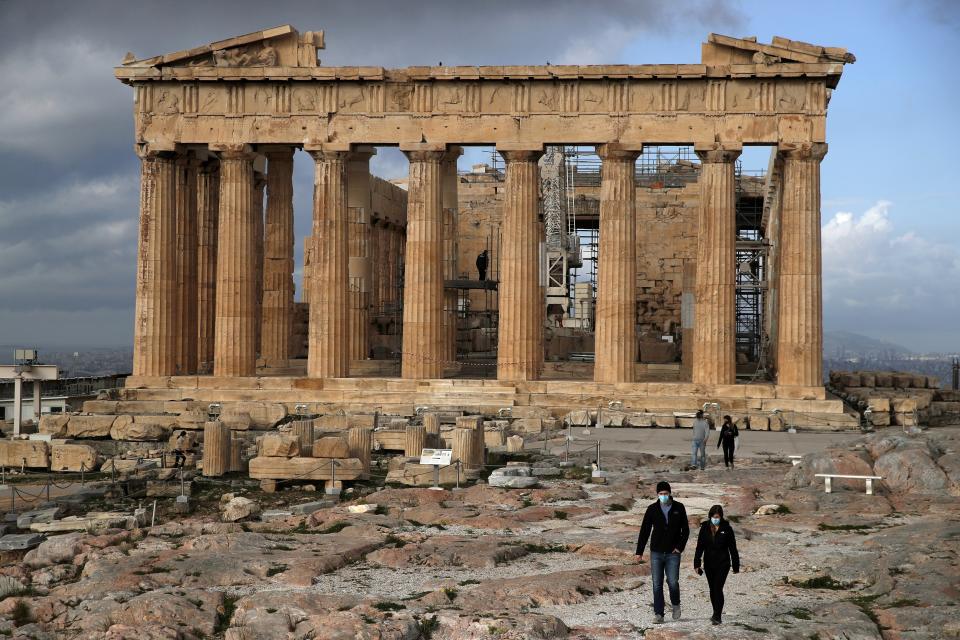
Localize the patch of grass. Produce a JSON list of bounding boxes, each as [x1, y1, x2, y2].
[[520, 496, 533, 508], [607, 503, 629, 512], [215, 596, 237, 635], [418, 614, 439, 639], [522, 542, 567, 554], [373, 601, 406, 611], [735, 622, 769, 633], [271, 544, 295, 551], [266, 564, 288, 577], [850, 593, 885, 629], [266, 607, 277, 614], [575, 585, 594, 596], [553, 510, 568, 520], [291, 521, 311, 534], [402, 591, 432, 601], [374, 504, 389, 515], [442, 587, 458, 601], [773, 505, 792, 514], [563, 466, 591, 480], [786, 575, 848, 590], [818, 523, 872, 531], [786, 608, 812, 620], [11, 600, 32, 627], [318, 521, 350, 534], [384, 534, 407, 548], [132, 566, 172, 575], [458, 579, 481, 586], [887, 598, 919, 608]]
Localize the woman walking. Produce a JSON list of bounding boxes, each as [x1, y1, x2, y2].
[[717, 415, 738, 468], [694, 504, 740, 625]]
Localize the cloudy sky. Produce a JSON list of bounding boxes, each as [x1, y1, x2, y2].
[[0, 0, 957, 352]]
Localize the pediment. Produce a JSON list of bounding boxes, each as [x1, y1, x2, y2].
[[121, 25, 324, 69]]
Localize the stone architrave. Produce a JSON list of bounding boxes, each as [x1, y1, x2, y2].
[[307, 149, 350, 378], [497, 148, 544, 381], [196, 160, 220, 373], [401, 147, 446, 379], [133, 150, 178, 377], [346, 147, 375, 363], [594, 144, 641, 383], [213, 146, 258, 376], [777, 142, 827, 387], [261, 148, 295, 366], [174, 153, 200, 374], [692, 144, 741, 385]]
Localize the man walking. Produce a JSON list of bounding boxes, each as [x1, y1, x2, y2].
[[691, 410, 710, 470], [636, 481, 690, 624]]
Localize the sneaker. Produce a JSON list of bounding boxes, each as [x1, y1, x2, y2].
[[653, 614, 665, 624], [672, 605, 681, 620]]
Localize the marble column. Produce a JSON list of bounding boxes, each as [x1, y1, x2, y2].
[[196, 160, 220, 374], [252, 170, 266, 360], [174, 153, 199, 375], [497, 148, 544, 381], [401, 148, 446, 379], [307, 149, 350, 378], [441, 147, 462, 366], [692, 144, 741, 385], [347, 147, 375, 362], [132, 149, 178, 377], [776, 142, 827, 387], [369, 220, 383, 315], [213, 146, 258, 377], [594, 144, 641, 383], [261, 148, 295, 366]]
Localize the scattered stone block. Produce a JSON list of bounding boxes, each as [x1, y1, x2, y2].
[[506, 435, 524, 452], [38, 415, 70, 438], [221, 496, 261, 522], [31, 513, 138, 533], [0, 575, 25, 599], [347, 504, 377, 514], [260, 433, 300, 458], [147, 481, 191, 497], [755, 504, 782, 515], [514, 417, 543, 433], [312, 436, 350, 459], [488, 466, 538, 488], [50, 444, 100, 472], [17, 507, 64, 530], [565, 410, 592, 426], [291, 499, 336, 514], [0, 534, 44, 551], [66, 415, 116, 438], [0, 440, 50, 468], [111, 418, 173, 441], [221, 402, 287, 428]]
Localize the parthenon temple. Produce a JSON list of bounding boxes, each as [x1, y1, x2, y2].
[[115, 26, 855, 421]]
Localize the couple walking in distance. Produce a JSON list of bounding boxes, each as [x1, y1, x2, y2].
[[635, 481, 740, 625]]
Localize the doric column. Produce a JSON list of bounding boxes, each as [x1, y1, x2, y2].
[[594, 144, 641, 383], [196, 160, 220, 374], [401, 147, 446, 379], [369, 220, 382, 315], [692, 143, 741, 385], [776, 142, 827, 387], [132, 149, 178, 377], [442, 147, 462, 366], [497, 148, 544, 381], [252, 170, 266, 360], [261, 147, 295, 366], [213, 146, 258, 377], [174, 153, 199, 375], [346, 147, 375, 362], [307, 149, 350, 378]]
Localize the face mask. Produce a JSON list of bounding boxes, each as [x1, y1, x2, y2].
[[658, 494, 670, 503], [710, 517, 721, 526]]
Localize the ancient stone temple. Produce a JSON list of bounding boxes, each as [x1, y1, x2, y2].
[[115, 26, 854, 421]]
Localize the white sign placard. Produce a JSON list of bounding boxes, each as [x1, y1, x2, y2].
[[419, 448, 452, 466]]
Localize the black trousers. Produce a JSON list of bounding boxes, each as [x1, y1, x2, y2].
[[705, 564, 730, 620], [478, 267, 487, 281], [722, 441, 735, 467]]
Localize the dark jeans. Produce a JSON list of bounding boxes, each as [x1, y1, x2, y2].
[[722, 441, 735, 467], [650, 550, 681, 616], [705, 563, 730, 620], [173, 450, 186, 468]]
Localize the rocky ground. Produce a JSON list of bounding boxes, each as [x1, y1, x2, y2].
[[1, 427, 958, 639]]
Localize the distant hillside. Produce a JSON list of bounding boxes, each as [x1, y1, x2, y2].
[[823, 331, 914, 358]]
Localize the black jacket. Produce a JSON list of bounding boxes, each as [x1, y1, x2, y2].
[[693, 519, 740, 572], [717, 424, 738, 448], [635, 500, 690, 555]]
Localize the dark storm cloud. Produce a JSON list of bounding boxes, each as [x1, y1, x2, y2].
[[0, 0, 745, 345]]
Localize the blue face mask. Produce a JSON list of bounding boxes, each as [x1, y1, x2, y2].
[[710, 517, 721, 526], [658, 494, 671, 503]]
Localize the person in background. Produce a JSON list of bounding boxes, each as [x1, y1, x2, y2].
[[717, 415, 739, 468], [173, 431, 188, 468], [691, 410, 710, 470], [636, 481, 690, 624], [694, 504, 740, 625], [476, 249, 489, 281]]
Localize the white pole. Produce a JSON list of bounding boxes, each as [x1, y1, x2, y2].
[[12, 375, 22, 437]]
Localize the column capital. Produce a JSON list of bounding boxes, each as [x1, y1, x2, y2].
[[209, 143, 254, 159], [306, 148, 349, 163], [348, 144, 377, 162], [260, 145, 296, 160], [694, 142, 742, 164], [596, 143, 642, 161], [135, 144, 176, 160], [443, 145, 464, 163], [779, 142, 828, 162], [402, 147, 446, 163], [498, 148, 544, 163]]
